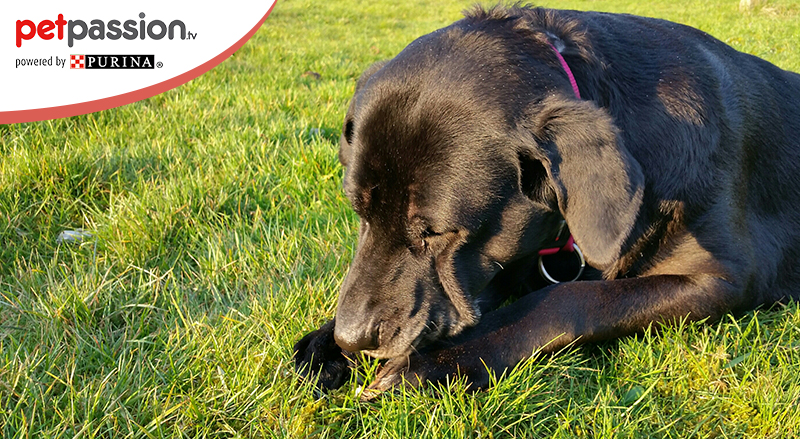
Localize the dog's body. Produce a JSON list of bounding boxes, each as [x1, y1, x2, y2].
[[295, 6, 800, 392]]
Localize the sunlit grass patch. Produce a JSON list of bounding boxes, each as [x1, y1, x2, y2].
[[2, 0, 800, 437]]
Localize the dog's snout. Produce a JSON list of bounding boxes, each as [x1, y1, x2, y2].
[[333, 319, 379, 352]]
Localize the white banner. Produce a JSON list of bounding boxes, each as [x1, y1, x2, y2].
[[1, 0, 276, 123]]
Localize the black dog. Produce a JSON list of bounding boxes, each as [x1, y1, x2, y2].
[[295, 5, 800, 392]]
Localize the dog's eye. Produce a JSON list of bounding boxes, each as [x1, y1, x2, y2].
[[421, 227, 441, 239], [419, 227, 443, 253], [407, 219, 450, 256]]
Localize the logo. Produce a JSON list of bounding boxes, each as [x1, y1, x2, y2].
[[16, 13, 195, 48], [69, 54, 84, 69], [3, 0, 277, 123], [70, 54, 155, 69]]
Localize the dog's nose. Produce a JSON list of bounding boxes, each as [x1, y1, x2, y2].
[[333, 320, 379, 352]]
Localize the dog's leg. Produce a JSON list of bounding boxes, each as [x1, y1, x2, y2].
[[294, 319, 356, 391], [367, 274, 741, 391]]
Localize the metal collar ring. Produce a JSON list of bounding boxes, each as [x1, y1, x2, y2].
[[538, 243, 586, 284]]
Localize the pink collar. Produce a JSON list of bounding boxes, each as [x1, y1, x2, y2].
[[538, 220, 575, 255], [538, 47, 580, 259], [549, 43, 581, 99]]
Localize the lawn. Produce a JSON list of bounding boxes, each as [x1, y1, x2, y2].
[[2, 0, 800, 437]]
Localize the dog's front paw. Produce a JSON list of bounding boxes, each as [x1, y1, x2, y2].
[[294, 319, 355, 392], [365, 345, 492, 396]]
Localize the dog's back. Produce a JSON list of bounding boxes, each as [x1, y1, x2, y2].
[[510, 8, 800, 307]]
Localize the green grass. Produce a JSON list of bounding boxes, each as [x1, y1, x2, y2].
[[2, 0, 800, 437]]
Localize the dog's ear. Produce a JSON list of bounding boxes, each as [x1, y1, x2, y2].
[[527, 96, 644, 268], [339, 60, 389, 167]]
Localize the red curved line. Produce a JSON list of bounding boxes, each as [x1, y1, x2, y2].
[[0, 1, 277, 125]]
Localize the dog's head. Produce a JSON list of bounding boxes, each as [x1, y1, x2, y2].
[[333, 8, 644, 358]]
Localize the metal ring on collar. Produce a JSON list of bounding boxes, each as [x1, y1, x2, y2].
[[538, 244, 586, 284]]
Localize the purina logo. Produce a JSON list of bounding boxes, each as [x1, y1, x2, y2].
[[70, 54, 84, 69], [16, 13, 195, 48], [70, 54, 157, 69]]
